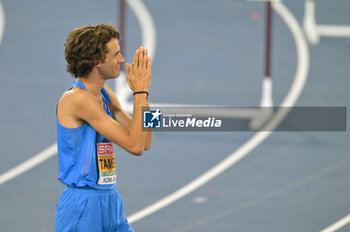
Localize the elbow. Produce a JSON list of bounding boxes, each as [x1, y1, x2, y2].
[[131, 143, 151, 155], [144, 144, 151, 151], [130, 145, 144, 156], [133, 149, 144, 156]]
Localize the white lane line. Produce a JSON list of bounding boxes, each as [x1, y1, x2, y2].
[[125, 0, 156, 58], [0, 0, 5, 44], [0, 0, 158, 186], [115, 0, 157, 111], [0, 1, 310, 227], [127, 0, 309, 224], [0, 143, 57, 185], [0, 0, 57, 185], [320, 214, 350, 232], [172, 156, 350, 232]]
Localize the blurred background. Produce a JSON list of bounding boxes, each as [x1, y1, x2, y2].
[[0, 0, 349, 231]]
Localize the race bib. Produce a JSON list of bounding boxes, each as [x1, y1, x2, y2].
[[97, 142, 116, 185]]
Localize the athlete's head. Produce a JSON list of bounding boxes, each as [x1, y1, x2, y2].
[[65, 23, 124, 79]]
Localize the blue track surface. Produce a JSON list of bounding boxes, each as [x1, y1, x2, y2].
[[0, 0, 349, 231]]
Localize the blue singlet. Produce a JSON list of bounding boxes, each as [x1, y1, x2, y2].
[[55, 81, 134, 232], [56, 81, 116, 190]]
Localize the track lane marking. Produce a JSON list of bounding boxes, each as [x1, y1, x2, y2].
[[0, 143, 57, 185], [127, 0, 310, 224], [0, 0, 5, 44], [320, 214, 350, 232]]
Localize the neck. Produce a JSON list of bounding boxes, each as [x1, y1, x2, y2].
[[77, 70, 105, 97]]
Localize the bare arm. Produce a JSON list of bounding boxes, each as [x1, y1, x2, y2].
[[103, 84, 131, 131], [105, 49, 152, 150], [104, 84, 152, 150], [142, 100, 152, 150], [62, 89, 145, 156], [71, 47, 151, 155]]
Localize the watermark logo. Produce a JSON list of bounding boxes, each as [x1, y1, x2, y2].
[[142, 107, 346, 131], [143, 109, 162, 128]]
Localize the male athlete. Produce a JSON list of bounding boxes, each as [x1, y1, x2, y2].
[[55, 23, 152, 232]]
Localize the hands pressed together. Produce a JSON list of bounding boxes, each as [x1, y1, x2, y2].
[[125, 47, 151, 93]]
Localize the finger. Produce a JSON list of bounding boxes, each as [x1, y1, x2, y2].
[[126, 76, 132, 89], [138, 47, 144, 69], [133, 49, 139, 67], [143, 49, 148, 69], [126, 64, 133, 85], [147, 56, 151, 72], [126, 71, 132, 82], [125, 63, 131, 78], [125, 63, 130, 73]]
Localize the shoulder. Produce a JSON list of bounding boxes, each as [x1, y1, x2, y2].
[[58, 87, 97, 111], [57, 87, 99, 126]]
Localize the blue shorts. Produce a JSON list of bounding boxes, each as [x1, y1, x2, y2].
[[55, 186, 134, 232]]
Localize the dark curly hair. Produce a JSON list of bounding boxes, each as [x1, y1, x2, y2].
[[65, 23, 121, 78]]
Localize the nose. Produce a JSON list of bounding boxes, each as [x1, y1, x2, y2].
[[118, 53, 125, 63]]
